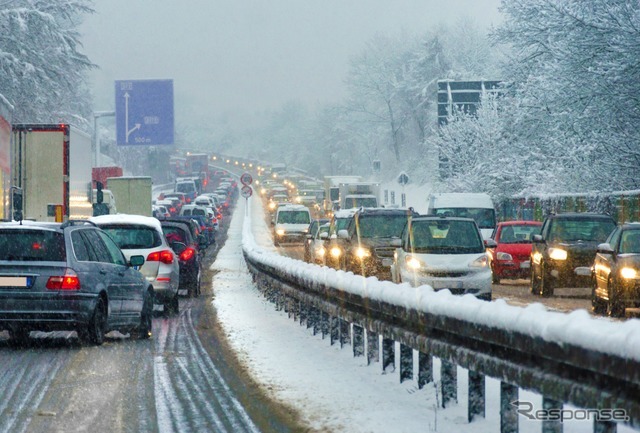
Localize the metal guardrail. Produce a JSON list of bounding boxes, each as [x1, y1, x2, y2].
[[243, 250, 640, 433]]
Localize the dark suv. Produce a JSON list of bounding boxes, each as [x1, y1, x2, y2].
[[531, 213, 616, 296], [160, 219, 207, 297], [0, 221, 153, 345], [337, 208, 419, 280]]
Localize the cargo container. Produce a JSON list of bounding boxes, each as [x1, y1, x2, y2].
[[92, 166, 123, 189], [107, 176, 153, 216]]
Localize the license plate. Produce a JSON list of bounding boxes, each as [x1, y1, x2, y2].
[[382, 258, 393, 267], [575, 267, 591, 276], [0, 276, 29, 287], [520, 262, 530, 269], [432, 280, 463, 290]]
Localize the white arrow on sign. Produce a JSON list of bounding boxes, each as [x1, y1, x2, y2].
[[124, 92, 141, 143]]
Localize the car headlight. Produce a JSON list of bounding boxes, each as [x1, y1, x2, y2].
[[317, 246, 326, 257], [470, 255, 489, 268], [548, 248, 567, 261], [620, 267, 638, 279], [276, 229, 285, 236], [269, 202, 276, 210], [496, 252, 513, 261], [330, 247, 342, 258], [355, 247, 371, 259], [405, 255, 422, 270]]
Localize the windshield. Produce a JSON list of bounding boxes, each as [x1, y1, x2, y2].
[[277, 210, 310, 224], [498, 224, 541, 244], [0, 230, 66, 261], [410, 220, 484, 254], [358, 214, 408, 238], [433, 207, 496, 229], [344, 197, 377, 208], [549, 218, 615, 242], [176, 182, 196, 194]]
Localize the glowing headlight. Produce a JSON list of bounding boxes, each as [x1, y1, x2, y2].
[[405, 256, 422, 270], [330, 247, 342, 258], [317, 247, 326, 257], [268, 202, 276, 210], [496, 252, 513, 261], [276, 229, 285, 236], [470, 255, 489, 268], [548, 248, 567, 261], [620, 267, 638, 279], [355, 247, 371, 259]]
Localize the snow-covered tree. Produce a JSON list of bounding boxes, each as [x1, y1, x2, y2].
[[0, 0, 95, 126]]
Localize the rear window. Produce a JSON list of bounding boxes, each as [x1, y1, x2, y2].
[[98, 225, 162, 249], [162, 226, 189, 244], [0, 229, 66, 261], [176, 182, 196, 194]]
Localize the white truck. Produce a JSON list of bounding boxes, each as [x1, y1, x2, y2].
[[323, 175, 362, 213], [107, 176, 153, 217], [11, 124, 92, 222], [338, 182, 380, 210], [426, 192, 496, 240], [0, 96, 12, 220]]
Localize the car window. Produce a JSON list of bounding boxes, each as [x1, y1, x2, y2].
[[0, 229, 66, 261], [99, 225, 162, 249], [82, 229, 114, 263], [357, 215, 408, 238], [97, 231, 127, 266], [619, 230, 640, 254], [71, 231, 91, 261], [548, 218, 616, 242], [498, 225, 541, 244], [410, 220, 484, 254], [163, 226, 189, 244]]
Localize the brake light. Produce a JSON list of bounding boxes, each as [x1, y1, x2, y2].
[[180, 247, 196, 261], [147, 250, 174, 265], [170, 207, 176, 213], [186, 197, 191, 203], [46, 269, 81, 291]]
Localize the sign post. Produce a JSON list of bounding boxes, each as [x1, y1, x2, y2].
[[397, 172, 409, 208], [241, 185, 253, 216]]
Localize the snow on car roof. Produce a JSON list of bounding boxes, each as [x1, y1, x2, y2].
[[333, 209, 357, 218], [90, 214, 163, 232], [429, 192, 493, 208]]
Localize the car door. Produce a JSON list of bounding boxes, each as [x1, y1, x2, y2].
[[594, 227, 620, 297], [97, 230, 144, 322]]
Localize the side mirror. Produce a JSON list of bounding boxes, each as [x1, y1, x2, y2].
[[390, 238, 402, 248], [170, 241, 187, 254], [532, 234, 543, 243], [338, 229, 349, 240], [129, 255, 145, 268], [484, 239, 497, 248], [597, 243, 614, 255]]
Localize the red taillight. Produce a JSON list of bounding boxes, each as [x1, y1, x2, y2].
[[170, 207, 176, 213], [217, 213, 222, 220], [46, 270, 81, 291], [147, 250, 174, 265], [180, 247, 196, 261], [186, 197, 191, 203]]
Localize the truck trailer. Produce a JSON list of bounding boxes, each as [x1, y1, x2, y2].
[[11, 124, 92, 222], [323, 175, 362, 214], [107, 176, 153, 217], [338, 182, 380, 210]]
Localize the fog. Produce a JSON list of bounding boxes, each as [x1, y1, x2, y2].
[[81, 0, 502, 123]]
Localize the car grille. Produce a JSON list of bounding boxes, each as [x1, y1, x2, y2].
[[422, 271, 470, 278], [374, 247, 395, 258]]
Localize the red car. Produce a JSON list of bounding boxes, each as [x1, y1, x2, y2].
[[488, 221, 542, 284]]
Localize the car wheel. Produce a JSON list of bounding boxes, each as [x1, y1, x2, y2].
[[137, 291, 154, 339], [165, 293, 180, 316], [540, 261, 554, 297], [80, 298, 106, 346], [591, 276, 606, 315], [606, 278, 625, 318], [530, 263, 540, 295], [8, 328, 31, 346], [491, 263, 500, 284]]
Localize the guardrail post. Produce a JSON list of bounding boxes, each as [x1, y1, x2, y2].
[[321, 311, 329, 339], [367, 331, 379, 365], [339, 319, 350, 348], [330, 316, 339, 345], [594, 420, 616, 433], [500, 382, 518, 433], [299, 301, 307, 326], [441, 360, 457, 408], [353, 324, 364, 357], [418, 352, 432, 389], [542, 398, 562, 433], [274, 291, 283, 311], [308, 307, 318, 334], [399, 344, 413, 383], [468, 370, 485, 422], [382, 338, 395, 372]]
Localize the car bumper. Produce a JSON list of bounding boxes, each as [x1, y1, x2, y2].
[[147, 276, 178, 302], [401, 269, 492, 298], [275, 233, 307, 244], [0, 292, 98, 330], [494, 259, 531, 279], [546, 260, 592, 287]]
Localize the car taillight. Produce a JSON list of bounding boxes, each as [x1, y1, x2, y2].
[[46, 269, 81, 291], [186, 197, 191, 203], [147, 250, 174, 265], [180, 247, 196, 261], [217, 213, 222, 220]]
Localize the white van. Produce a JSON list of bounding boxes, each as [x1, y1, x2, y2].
[[273, 204, 311, 246], [426, 193, 496, 240]]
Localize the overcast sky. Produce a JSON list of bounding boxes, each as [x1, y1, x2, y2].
[[81, 0, 502, 120]]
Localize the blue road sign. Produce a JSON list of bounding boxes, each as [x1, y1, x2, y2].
[[115, 79, 174, 145]]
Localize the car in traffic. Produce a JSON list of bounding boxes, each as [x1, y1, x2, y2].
[[487, 220, 542, 284], [306, 222, 331, 265], [303, 218, 329, 262], [273, 204, 311, 246], [90, 214, 181, 315], [592, 222, 640, 317], [337, 207, 418, 280], [390, 216, 494, 300], [325, 208, 357, 269], [160, 219, 206, 297], [0, 220, 153, 345], [531, 212, 616, 296]]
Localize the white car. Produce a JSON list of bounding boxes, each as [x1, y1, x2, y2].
[[390, 216, 493, 300], [273, 204, 311, 246], [90, 214, 181, 314]]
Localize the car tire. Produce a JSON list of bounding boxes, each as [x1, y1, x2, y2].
[[591, 277, 606, 315], [79, 298, 106, 346], [491, 264, 500, 284], [540, 262, 554, 297], [165, 293, 180, 316], [137, 291, 154, 339], [606, 278, 625, 318]]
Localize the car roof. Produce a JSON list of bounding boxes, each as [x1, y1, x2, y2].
[[356, 207, 418, 217], [546, 212, 615, 220], [90, 214, 163, 232], [278, 204, 308, 211], [411, 215, 477, 223], [498, 220, 542, 226]]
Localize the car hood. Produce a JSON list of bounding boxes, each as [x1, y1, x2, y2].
[[358, 238, 398, 248], [495, 243, 533, 255]]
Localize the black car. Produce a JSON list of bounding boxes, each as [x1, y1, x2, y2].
[[337, 207, 419, 280], [160, 220, 207, 297], [592, 223, 640, 317], [531, 212, 616, 296], [0, 221, 153, 345]]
